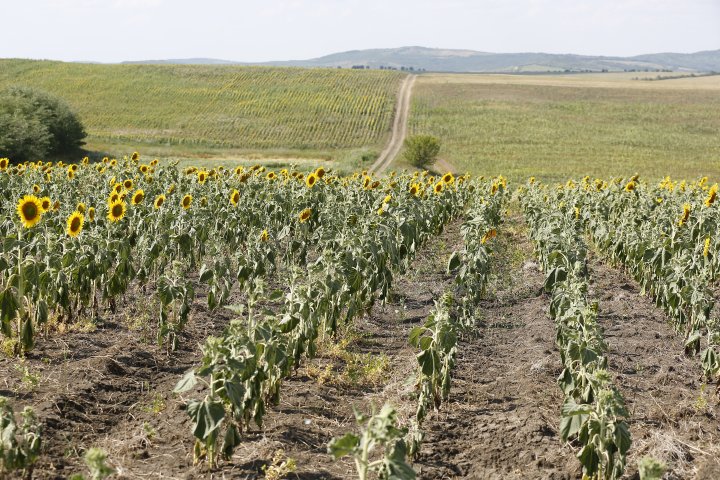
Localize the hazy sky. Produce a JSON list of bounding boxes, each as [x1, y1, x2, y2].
[[3, 0, 719, 62]]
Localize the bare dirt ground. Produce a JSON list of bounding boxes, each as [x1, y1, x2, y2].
[[414, 211, 579, 480], [587, 254, 720, 480], [370, 75, 416, 175]]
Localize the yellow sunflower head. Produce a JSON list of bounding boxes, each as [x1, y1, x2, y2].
[[70, 164, 79, 172], [67, 169, 75, 180], [82, 156, 89, 165], [77, 202, 86, 214], [181, 194, 192, 210], [66, 211, 84, 237], [409, 184, 419, 196], [0, 158, 9, 170], [131, 189, 145, 205], [110, 159, 117, 167], [260, 229, 269, 242], [88, 207, 96, 222], [131, 151, 140, 161], [230, 189, 240, 206], [154, 194, 166, 209], [32, 184, 40, 193], [167, 183, 176, 194], [298, 208, 312, 223], [434, 181, 444, 194], [442, 172, 454, 184], [40, 197, 51, 212], [114, 183, 123, 194], [234, 166, 244, 176], [197, 171, 208, 184], [140, 164, 149, 174], [123, 179, 133, 190], [17, 195, 43, 228], [150, 159, 158, 166], [305, 173, 318, 188], [315, 167, 326, 179], [107, 200, 127, 223]]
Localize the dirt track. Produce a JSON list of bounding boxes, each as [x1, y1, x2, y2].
[[370, 74, 416, 174]]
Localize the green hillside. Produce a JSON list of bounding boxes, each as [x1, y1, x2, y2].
[[0, 59, 405, 167], [407, 73, 720, 182]]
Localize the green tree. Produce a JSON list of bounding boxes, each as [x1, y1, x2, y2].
[[403, 134, 440, 169], [0, 86, 86, 162]]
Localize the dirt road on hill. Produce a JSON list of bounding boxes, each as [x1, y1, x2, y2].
[[370, 74, 416, 174]]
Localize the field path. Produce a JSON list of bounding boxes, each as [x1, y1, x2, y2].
[[370, 74, 416, 174], [416, 211, 579, 479], [588, 256, 720, 479]]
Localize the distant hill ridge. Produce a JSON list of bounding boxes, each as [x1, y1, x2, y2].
[[122, 46, 720, 72]]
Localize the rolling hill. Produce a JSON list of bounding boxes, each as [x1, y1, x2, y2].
[[122, 46, 720, 73]]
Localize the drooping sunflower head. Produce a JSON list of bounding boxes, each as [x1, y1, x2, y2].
[[113, 183, 123, 194], [109, 192, 121, 205], [154, 194, 166, 209], [679, 203, 692, 226], [230, 189, 240, 206], [107, 200, 127, 223], [77, 202, 86, 213], [442, 172, 454, 184], [315, 167, 326, 179], [234, 166, 244, 176], [82, 156, 89, 165], [32, 184, 40, 193], [0, 158, 9, 170], [298, 208, 312, 223], [167, 183, 176, 194], [123, 179, 134, 190], [383, 194, 392, 204], [306, 173, 318, 189], [481, 229, 497, 244], [181, 194, 193, 210], [88, 207, 96, 222], [17, 195, 43, 228], [131, 189, 145, 205], [66, 211, 84, 237], [705, 184, 718, 207], [433, 181, 444, 194], [40, 197, 51, 212], [67, 169, 75, 180], [53, 200, 60, 211]]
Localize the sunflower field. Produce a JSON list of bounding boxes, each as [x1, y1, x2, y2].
[[520, 175, 720, 479], [0, 152, 511, 477]]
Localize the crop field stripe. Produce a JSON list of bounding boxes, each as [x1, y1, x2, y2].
[[0, 59, 405, 151]]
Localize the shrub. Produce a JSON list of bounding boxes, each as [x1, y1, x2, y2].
[[402, 134, 440, 169], [0, 86, 86, 162]]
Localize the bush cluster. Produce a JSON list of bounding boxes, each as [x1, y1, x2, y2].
[[0, 86, 86, 162]]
